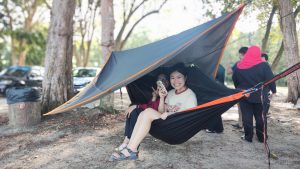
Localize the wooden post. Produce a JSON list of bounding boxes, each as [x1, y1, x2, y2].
[[8, 102, 41, 128]]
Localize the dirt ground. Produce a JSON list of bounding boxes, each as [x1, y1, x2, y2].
[[0, 87, 300, 169]]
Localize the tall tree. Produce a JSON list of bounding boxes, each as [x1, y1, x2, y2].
[[98, 0, 169, 112], [101, 0, 115, 66], [261, 4, 277, 52], [18, 0, 41, 65], [272, 4, 300, 70], [74, 0, 100, 67], [100, 0, 115, 111], [278, 0, 300, 104], [41, 0, 76, 113]]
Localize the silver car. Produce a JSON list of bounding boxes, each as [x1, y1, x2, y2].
[[73, 67, 101, 94]]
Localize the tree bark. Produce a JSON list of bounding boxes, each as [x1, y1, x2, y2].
[[278, 0, 300, 104], [271, 5, 300, 70], [100, 0, 115, 111], [8, 102, 41, 128], [261, 5, 277, 52], [41, 0, 76, 113], [101, 0, 115, 64], [271, 41, 284, 71]]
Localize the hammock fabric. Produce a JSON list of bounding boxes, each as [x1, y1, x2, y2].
[[126, 65, 241, 145], [150, 100, 239, 144], [148, 62, 300, 145]]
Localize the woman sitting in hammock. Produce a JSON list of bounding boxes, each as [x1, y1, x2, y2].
[[115, 73, 170, 151], [109, 63, 197, 161]]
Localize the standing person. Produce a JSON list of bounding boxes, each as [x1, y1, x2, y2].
[[231, 47, 248, 129], [231, 47, 248, 73], [205, 64, 225, 133], [115, 73, 170, 151], [232, 46, 276, 143], [261, 53, 272, 116], [109, 63, 197, 161], [261, 53, 269, 62]]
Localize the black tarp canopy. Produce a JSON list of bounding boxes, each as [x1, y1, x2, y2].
[[46, 5, 244, 116]]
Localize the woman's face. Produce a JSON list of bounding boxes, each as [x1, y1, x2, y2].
[[170, 71, 186, 91]]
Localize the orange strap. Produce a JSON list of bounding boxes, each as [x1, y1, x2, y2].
[[181, 91, 244, 113]]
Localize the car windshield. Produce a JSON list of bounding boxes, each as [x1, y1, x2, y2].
[[3, 67, 30, 77], [73, 69, 97, 77]]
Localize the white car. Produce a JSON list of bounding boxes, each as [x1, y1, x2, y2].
[[73, 67, 101, 94]]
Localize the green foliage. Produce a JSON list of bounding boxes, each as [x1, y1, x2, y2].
[[12, 27, 47, 65], [0, 41, 10, 70], [201, 0, 246, 19], [0, 0, 49, 66], [122, 30, 152, 50], [83, 41, 103, 67], [25, 31, 47, 65], [0, 26, 47, 66]]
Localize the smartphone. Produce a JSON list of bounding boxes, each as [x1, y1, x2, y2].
[[156, 80, 167, 95]]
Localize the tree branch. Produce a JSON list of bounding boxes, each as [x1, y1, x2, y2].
[[120, 0, 168, 49], [120, 10, 158, 49], [42, 0, 51, 10]]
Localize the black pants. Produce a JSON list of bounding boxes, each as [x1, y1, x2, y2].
[[240, 100, 267, 142], [206, 115, 224, 133], [263, 98, 270, 114], [124, 108, 143, 139]]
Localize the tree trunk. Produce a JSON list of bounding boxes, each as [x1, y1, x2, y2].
[[261, 5, 277, 52], [84, 40, 92, 67], [8, 102, 41, 128], [100, 0, 115, 112], [73, 45, 81, 67], [10, 38, 18, 65], [41, 0, 76, 113], [101, 0, 115, 64], [271, 41, 284, 71], [271, 5, 300, 70], [14, 0, 38, 66], [18, 50, 28, 66], [278, 0, 300, 104]]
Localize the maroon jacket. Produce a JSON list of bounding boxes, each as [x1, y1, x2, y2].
[[137, 99, 160, 110]]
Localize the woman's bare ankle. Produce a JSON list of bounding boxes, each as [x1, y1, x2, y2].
[[124, 137, 130, 144]]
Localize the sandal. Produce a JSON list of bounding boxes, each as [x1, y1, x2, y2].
[[109, 147, 138, 161], [115, 143, 127, 151]]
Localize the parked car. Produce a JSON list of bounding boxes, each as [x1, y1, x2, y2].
[[73, 67, 101, 94], [0, 66, 44, 95]]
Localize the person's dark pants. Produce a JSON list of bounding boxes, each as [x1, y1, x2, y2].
[[263, 99, 270, 114], [206, 115, 224, 133], [124, 108, 143, 139], [240, 100, 267, 142]]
